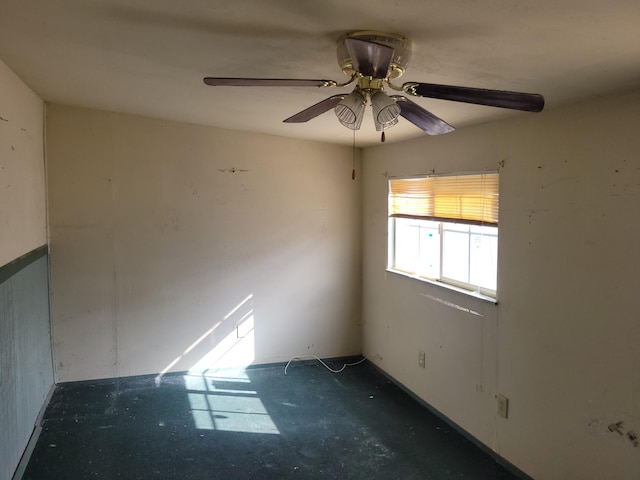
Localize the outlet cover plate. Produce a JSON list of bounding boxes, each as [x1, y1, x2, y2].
[[497, 394, 509, 418]]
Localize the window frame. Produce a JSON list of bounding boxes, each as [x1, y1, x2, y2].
[[386, 171, 499, 302]]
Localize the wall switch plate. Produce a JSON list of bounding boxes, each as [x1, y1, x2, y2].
[[497, 394, 509, 418], [418, 351, 426, 368]]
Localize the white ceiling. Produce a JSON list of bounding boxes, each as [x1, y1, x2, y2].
[[1, 0, 639, 147]]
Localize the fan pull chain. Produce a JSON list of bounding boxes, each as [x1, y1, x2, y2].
[[352, 129, 356, 180], [381, 131, 386, 143]]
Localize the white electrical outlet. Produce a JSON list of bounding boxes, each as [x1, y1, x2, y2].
[[497, 394, 509, 418], [418, 351, 426, 368]]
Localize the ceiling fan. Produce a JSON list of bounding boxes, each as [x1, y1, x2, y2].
[[203, 31, 544, 137]]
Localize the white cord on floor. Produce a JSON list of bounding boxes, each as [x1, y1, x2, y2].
[[284, 355, 367, 375]]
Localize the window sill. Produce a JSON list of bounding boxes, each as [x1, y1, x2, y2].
[[386, 268, 498, 305]]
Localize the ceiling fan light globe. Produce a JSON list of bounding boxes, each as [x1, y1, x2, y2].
[[334, 90, 365, 130], [371, 90, 401, 126]]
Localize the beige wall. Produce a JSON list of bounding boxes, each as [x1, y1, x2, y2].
[[0, 59, 46, 265], [47, 105, 362, 382], [362, 87, 640, 480]]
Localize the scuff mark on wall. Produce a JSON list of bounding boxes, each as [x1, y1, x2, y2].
[[218, 167, 248, 173], [607, 421, 639, 448], [0, 115, 8, 122], [609, 421, 625, 435]]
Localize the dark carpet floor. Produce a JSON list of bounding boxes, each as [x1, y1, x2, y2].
[[22, 359, 519, 479]]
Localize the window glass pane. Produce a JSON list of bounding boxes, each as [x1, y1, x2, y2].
[[417, 222, 440, 278], [469, 229, 498, 291], [442, 228, 469, 283], [394, 219, 420, 272]]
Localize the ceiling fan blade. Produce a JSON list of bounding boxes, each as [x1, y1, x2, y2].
[[203, 77, 335, 87], [283, 95, 346, 123], [390, 96, 455, 135], [344, 38, 394, 79], [403, 82, 545, 112]]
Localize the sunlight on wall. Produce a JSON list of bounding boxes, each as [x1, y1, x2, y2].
[[188, 294, 256, 373], [187, 317, 255, 372]]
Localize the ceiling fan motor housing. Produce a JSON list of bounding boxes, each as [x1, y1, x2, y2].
[[337, 31, 412, 80]]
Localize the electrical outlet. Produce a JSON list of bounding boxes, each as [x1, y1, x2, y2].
[[497, 394, 509, 418], [418, 351, 426, 368]]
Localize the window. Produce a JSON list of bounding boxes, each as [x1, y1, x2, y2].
[[388, 172, 499, 299]]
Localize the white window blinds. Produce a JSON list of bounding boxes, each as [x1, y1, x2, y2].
[[388, 173, 499, 226]]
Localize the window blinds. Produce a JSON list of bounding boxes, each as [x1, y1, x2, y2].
[[388, 173, 499, 226]]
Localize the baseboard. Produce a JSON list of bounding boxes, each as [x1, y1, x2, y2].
[[366, 360, 534, 480], [56, 354, 366, 387]]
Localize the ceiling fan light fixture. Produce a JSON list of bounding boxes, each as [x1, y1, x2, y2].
[[371, 90, 401, 127], [334, 90, 365, 130]]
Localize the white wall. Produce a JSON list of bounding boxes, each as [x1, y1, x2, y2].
[[0, 60, 46, 265], [0, 58, 52, 480], [361, 87, 640, 480], [47, 105, 362, 383]]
